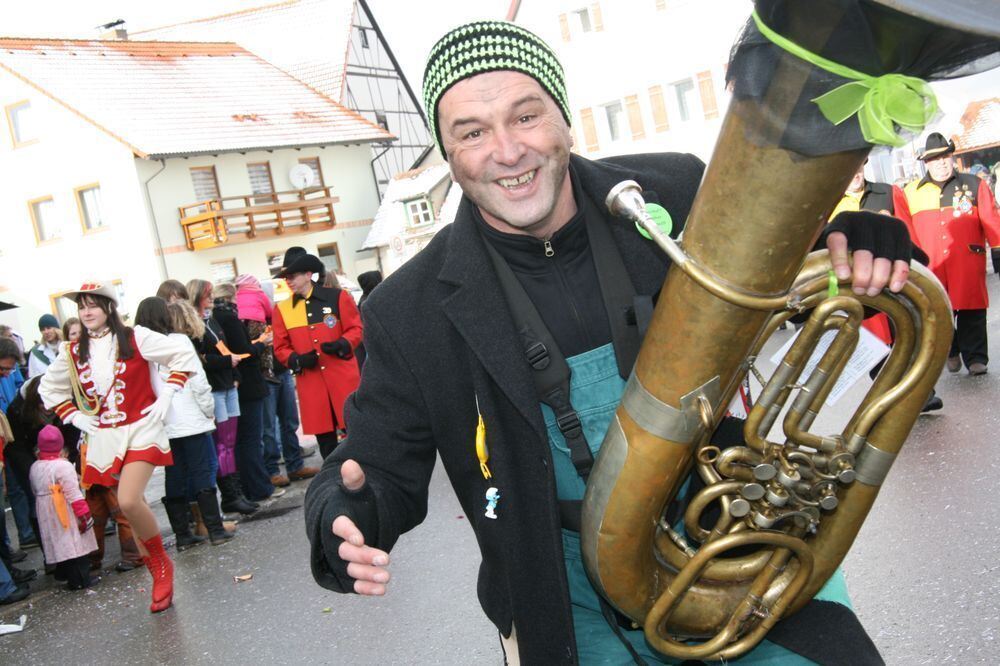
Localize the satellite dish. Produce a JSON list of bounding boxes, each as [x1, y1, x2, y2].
[[289, 164, 316, 190]]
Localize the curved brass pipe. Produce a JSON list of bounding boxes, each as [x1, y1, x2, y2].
[[584, 192, 952, 659], [644, 531, 814, 661]]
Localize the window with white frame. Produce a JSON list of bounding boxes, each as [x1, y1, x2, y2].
[[76, 184, 105, 231], [299, 157, 325, 188], [574, 8, 593, 32], [247, 162, 275, 205], [267, 251, 285, 278], [210, 259, 238, 284], [190, 166, 221, 202], [603, 101, 625, 142], [405, 198, 433, 227], [113, 280, 128, 316], [50, 294, 73, 324], [318, 243, 342, 275], [29, 196, 61, 243], [672, 78, 697, 122], [6, 101, 38, 147]]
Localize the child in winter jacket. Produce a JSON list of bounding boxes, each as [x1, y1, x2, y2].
[[29, 425, 98, 590], [234, 274, 273, 324]]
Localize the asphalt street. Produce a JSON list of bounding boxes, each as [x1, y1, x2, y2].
[[3, 279, 1000, 664]]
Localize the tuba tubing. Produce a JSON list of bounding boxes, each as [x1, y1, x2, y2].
[[579, 68, 955, 666]]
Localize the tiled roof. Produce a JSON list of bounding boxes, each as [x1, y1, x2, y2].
[[953, 97, 1000, 153], [363, 163, 453, 249], [134, 0, 355, 103], [0, 37, 393, 158]]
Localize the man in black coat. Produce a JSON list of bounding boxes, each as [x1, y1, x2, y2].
[[305, 20, 909, 664]]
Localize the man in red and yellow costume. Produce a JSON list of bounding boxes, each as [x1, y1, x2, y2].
[[894, 133, 1000, 376], [832, 162, 942, 412], [272, 251, 362, 458]]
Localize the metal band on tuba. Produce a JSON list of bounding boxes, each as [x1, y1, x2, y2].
[[582, 1, 1000, 660]]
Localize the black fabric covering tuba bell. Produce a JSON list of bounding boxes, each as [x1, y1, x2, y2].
[[726, 0, 1000, 156]]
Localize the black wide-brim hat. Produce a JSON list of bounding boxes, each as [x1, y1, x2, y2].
[[918, 132, 956, 161], [277, 253, 325, 278]]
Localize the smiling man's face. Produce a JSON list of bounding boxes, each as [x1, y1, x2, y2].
[[438, 70, 575, 240]]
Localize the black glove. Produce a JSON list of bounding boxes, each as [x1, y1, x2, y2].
[[315, 479, 380, 594], [823, 211, 913, 264], [321, 338, 353, 359], [992, 248, 1000, 278], [291, 350, 319, 372]]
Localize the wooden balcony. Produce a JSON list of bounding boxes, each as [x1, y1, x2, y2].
[[179, 187, 340, 251]]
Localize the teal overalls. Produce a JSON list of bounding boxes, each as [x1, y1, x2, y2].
[[540, 343, 852, 665]]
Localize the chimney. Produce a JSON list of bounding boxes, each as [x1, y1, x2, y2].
[[97, 20, 128, 41]]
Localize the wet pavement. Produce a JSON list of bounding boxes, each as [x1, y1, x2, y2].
[[4, 281, 1000, 664]]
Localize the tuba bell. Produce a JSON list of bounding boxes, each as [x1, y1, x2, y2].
[[581, 0, 1000, 660]]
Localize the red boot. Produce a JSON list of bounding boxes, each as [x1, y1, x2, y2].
[[142, 534, 174, 612]]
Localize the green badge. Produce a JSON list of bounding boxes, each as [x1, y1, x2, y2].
[[637, 203, 673, 240]]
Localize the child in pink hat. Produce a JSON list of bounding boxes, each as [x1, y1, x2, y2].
[[234, 273, 273, 324], [29, 425, 99, 590]]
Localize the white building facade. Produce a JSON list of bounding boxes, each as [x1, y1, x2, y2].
[[513, 0, 752, 163], [0, 37, 390, 337]]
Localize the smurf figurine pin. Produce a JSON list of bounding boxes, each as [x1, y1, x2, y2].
[[484, 487, 500, 520]]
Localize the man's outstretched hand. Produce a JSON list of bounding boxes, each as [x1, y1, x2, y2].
[[332, 459, 391, 595], [826, 211, 913, 297]]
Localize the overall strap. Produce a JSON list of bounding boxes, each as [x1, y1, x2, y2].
[[482, 221, 650, 666], [482, 239, 595, 480]]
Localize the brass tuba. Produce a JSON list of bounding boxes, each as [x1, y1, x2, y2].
[[581, 1, 1000, 660]]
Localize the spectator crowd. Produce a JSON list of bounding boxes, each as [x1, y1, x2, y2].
[[0, 246, 382, 609]]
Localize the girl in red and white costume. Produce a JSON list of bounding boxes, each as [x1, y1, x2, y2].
[[39, 282, 201, 612]]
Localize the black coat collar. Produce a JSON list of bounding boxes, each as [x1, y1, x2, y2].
[[292, 283, 339, 306]]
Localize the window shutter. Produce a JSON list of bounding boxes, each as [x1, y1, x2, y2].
[[299, 157, 325, 187], [625, 95, 645, 141], [210, 260, 237, 284], [247, 163, 273, 196], [648, 85, 670, 132], [580, 107, 599, 153], [559, 13, 571, 41], [697, 70, 719, 120], [190, 167, 221, 202], [591, 3, 604, 31], [247, 163, 274, 205]]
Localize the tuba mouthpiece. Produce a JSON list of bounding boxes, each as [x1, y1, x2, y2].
[[605, 180, 647, 222]]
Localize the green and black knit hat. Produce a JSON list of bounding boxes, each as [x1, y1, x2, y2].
[[422, 20, 571, 159]]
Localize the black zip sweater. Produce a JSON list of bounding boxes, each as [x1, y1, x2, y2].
[[475, 170, 612, 359]]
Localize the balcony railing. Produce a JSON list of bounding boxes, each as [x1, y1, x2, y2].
[[179, 187, 340, 251]]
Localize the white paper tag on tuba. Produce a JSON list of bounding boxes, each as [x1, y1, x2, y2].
[[770, 326, 890, 407]]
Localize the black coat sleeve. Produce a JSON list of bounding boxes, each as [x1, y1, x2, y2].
[[200, 335, 233, 371], [214, 310, 254, 355], [304, 303, 437, 593]]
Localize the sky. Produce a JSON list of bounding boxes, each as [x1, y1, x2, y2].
[[1, 0, 512, 93], [2, 0, 997, 135]]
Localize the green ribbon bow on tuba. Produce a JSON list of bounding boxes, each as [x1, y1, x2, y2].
[[752, 10, 938, 147]]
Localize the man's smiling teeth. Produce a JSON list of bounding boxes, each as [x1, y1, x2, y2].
[[498, 171, 535, 188]]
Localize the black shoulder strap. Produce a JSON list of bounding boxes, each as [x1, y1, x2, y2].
[[581, 194, 640, 379], [482, 239, 595, 480]]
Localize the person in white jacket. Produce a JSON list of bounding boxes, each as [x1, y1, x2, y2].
[[40, 283, 200, 613], [134, 297, 234, 548]]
